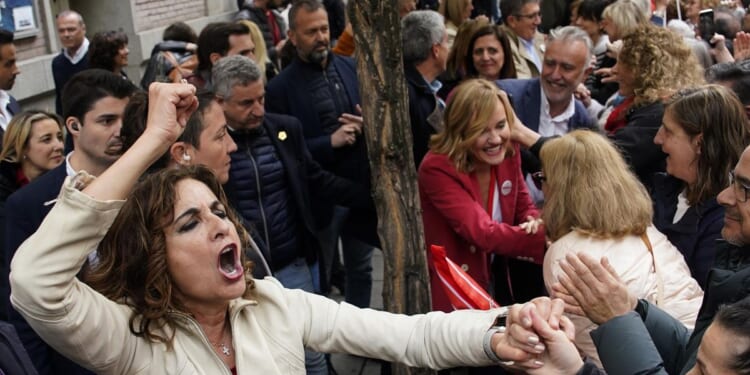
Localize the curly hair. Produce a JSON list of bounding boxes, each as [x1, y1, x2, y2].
[[86, 166, 255, 346], [541, 130, 653, 241], [664, 85, 750, 206], [88, 30, 128, 72], [429, 78, 516, 173], [618, 25, 705, 107]]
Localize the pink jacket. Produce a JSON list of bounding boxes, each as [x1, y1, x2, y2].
[[419, 147, 546, 312]]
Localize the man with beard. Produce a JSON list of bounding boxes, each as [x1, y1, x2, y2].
[[0, 29, 20, 144], [265, 0, 378, 314], [4, 69, 135, 375]]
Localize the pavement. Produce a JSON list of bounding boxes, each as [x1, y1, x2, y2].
[[327, 249, 384, 375]]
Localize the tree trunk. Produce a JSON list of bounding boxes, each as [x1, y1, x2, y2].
[[348, 2, 435, 375]]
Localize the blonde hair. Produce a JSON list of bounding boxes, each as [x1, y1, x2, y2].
[[541, 130, 653, 241], [0, 110, 64, 163], [618, 25, 705, 106], [429, 79, 515, 173], [236, 20, 267, 79], [602, 0, 649, 40], [439, 0, 471, 27]]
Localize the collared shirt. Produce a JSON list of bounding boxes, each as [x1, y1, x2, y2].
[[0, 90, 11, 131], [63, 38, 90, 64], [426, 77, 446, 110], [538, 85, 576, 137], [519, 36, 541, 72], [64, 151, 77, 177]]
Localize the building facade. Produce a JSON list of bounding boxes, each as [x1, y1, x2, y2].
[[11, 0, 235, 110]]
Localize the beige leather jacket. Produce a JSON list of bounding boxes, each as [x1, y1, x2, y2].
[[10, 176, 502, 374]]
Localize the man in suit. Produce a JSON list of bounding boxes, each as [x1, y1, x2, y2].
[[497, 25, 594, 203], [51, 11, 89, 116], [214, 55, 365, 375], [499, 0, 545, 78], [4, 69, 136, 375], [0, 28, 21, 145], [265, 0, 378, 312]]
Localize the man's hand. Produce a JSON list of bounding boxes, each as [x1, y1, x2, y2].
[[555, 253, 637, 324], [735, 31, 750, 61]]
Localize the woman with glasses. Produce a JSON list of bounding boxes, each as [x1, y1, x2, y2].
[[419, 79, 546, 310], [652, 85, 750, 288], [539, 130, 703, 367]]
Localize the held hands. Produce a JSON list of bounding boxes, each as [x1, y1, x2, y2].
[[492, 297, 584, 373], [551, 253, 637, 324]]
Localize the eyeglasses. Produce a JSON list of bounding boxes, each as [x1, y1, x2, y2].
[[514, 11, 542, 20], [729, 170, 750, 203], [729, 171, 750, 203], [531, 171, 546, 190]]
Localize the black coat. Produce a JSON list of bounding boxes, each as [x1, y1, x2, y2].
[[224, 114, 368, 269], [592, 241, 750, 375]]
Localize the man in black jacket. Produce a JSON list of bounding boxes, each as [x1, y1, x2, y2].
[[213, 55, 366, 375]]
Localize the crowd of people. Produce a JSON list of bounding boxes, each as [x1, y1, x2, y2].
[[0, 0, 749, 373]]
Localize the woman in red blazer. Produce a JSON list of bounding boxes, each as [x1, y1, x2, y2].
[[419, 79, 546, 311]]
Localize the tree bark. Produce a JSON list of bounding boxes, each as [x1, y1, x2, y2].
[[348, 2, 434, 375]]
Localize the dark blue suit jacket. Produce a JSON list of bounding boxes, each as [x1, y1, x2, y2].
[[496, 78, 593, 132], [265, 55, 377, 246], [4, 163, 93, 375]]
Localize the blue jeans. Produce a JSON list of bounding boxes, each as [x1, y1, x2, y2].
[[318, 206, 375, 308], [274, 258, 328, 375]]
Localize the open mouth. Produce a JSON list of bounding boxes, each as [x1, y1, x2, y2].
[[218, 244, 243, 281]]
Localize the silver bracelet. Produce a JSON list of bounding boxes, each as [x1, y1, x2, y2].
[[483, 326, 511, 364]]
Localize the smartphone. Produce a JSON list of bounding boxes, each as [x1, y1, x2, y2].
[[699, 9, 715, 45]]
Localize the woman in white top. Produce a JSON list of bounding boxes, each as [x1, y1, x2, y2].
[[538, 130, 704, 367]]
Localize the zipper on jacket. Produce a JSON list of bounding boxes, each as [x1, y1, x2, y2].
[[173, 312, 233, 375], [246, 143, 271, 253]]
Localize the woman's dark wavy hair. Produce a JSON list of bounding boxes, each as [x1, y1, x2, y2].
[[86, 166, 254, 346], [664, 85, 750, 206], [464, 25, 516, 80], [88, 30, 128, 72]]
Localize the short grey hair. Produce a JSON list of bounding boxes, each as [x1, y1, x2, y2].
[[547, 26, 594, 64], [401, 10, 445, 65], [212, 55, 263, 100]]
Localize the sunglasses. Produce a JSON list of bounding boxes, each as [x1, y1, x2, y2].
[[531, 171, 546, 190]]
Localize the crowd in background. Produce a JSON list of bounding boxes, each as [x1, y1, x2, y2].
[[0, 0, 748, 373]]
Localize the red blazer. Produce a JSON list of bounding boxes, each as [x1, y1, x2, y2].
[[418, 146, 545, 311]]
